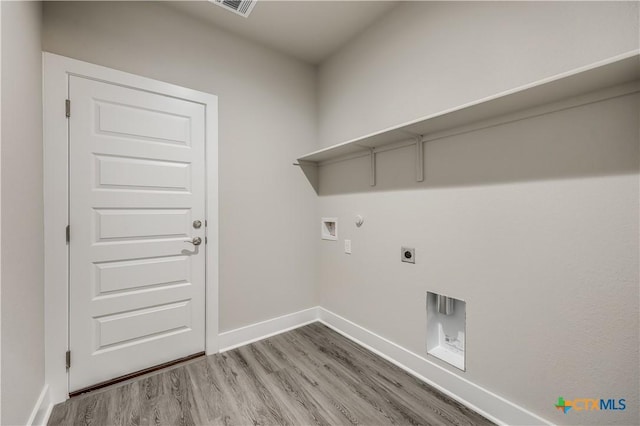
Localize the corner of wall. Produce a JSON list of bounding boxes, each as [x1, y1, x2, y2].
[[1, 1, 46, 424]]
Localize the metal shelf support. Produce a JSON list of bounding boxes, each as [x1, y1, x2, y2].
[[370, 148, 376, 187], [416, 138, 424, 182]]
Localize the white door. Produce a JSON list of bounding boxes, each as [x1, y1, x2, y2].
[[68, 75, 206, 392]]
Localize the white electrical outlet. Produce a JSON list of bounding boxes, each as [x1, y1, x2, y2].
[[344, 239, 352, 254]]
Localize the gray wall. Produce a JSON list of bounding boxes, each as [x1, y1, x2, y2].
[[1, 1, 45, 424], [317, 2, 639, 425], [42, 1, 319, 333], [318, 1, 640, 146]]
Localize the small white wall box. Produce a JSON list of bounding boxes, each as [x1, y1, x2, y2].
[[321, 218, 338, 240], [426, 292, 466, 371]]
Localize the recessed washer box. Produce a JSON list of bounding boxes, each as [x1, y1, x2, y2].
[[426, 292, 466, 371], [321, 218, 338, 240]]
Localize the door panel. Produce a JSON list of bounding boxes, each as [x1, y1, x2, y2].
[[95, 256, 190, 295], [95, 101, 191, 145], [94, 300, 192, 350], [94, 209, 191, 241], [95, 155, 191, 191], [69, 76, 206, 391]]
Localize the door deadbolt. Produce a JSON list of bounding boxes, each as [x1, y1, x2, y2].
[[184, 237, 202, 246], [193, 220, 202, 229]]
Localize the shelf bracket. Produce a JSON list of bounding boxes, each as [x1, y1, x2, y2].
[[294, 160, 319, 193], [369, 148, 376, 187], [416, 137, 424, 182]]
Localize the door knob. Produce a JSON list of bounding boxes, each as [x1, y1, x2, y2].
[[184, 237, 202, 246]]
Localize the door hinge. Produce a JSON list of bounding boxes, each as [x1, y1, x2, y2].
[[205, 236, 208, 244], [66, 225, 70, 243], [65, 351, 71, 369], [65, 99, 71, 118]]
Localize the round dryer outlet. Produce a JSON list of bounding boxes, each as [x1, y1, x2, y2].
[[401, 247, 415, 264]]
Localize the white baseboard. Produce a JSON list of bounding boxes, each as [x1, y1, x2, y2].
[[27, 384, 53, 426], [218, 306, 320, 352], [318, 307, 551, 426]]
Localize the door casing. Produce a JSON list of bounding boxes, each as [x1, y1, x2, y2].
[[43, 52, 219, 405]]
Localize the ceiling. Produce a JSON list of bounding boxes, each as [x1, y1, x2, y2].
[[166, 1, 399, 64]]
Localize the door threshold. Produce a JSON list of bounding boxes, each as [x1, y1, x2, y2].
[[69, 351, 205, 398]]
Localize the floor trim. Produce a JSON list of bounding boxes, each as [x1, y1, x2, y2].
[[218, 306, 319, 352], [318, 307, 552, 426], [27, 384, 53, 426], [68, 352, 205, 398]]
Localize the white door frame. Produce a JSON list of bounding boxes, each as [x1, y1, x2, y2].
[[43, 52, 219, 405]]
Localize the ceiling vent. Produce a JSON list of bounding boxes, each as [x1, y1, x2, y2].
[[210, 0, 257, 18]]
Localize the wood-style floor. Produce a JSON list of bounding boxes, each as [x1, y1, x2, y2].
[[49, 323, 493, 426]]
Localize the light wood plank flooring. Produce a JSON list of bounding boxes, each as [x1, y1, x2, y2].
[[49, 323, 493, 425]]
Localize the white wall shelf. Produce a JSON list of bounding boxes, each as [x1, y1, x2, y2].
[[295, 51, 639, 188]]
